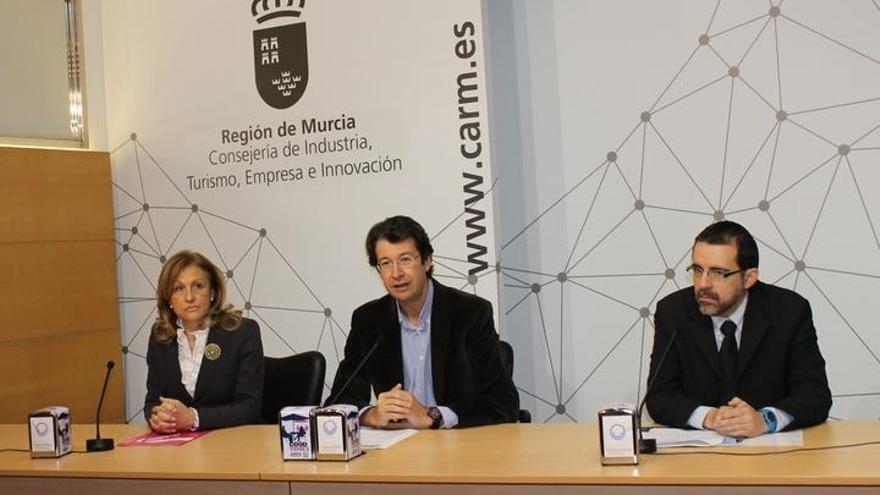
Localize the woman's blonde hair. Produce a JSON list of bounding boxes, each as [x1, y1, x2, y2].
[[154, 250, 242, 343]]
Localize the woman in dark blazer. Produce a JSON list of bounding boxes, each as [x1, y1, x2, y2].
[[144, 250, 264, 433]]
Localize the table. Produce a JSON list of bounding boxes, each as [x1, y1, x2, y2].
[[1, 422, 878, 494]]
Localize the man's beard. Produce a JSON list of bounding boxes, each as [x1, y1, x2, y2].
[[695, 288, 741, 316]]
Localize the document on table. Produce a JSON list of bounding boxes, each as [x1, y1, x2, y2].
[[118, 430, 211, 447], [642, 428, 803, 448], [360, 427, 418, 450], [642, 428, 725, 447], [737, 429, 803, 446]]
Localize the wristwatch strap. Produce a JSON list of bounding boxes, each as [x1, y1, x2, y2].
[[427, 406, 443, 429], [760, 407, 777, 433]]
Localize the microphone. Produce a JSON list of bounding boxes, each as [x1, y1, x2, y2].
[[325, 334, 384, 406], [636, 329, 678, 454], [86, 360, 115, 452]]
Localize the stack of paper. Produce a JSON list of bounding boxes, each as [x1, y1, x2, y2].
[[360, 427, 418, 450], [642, 428, 803, 448], [642, 428, 725, 447]]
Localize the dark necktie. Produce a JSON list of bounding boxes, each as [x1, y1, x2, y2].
[[719, 320, 738, 403]]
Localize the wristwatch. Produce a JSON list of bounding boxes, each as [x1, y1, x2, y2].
[[760, 408, 777, 433], [427, 406, 443, 429]]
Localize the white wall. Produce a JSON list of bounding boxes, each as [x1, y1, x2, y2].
[[487, 0, 880, 422]]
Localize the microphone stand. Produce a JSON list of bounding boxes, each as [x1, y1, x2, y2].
[[86, 361, 116, 452], [636, 329, 678, 454], [325, 334, 383, 406]]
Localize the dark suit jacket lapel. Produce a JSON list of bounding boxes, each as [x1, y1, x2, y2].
[[689, 306, 722, 378], [380, 297, 405, 390], [430, 281, 450, 403], [738, 285, 769, 376], [156, 335, 191, 400]]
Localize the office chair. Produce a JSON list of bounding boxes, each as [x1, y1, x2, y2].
[[498, 340, 532, 423], [261, 351, 326, 424]]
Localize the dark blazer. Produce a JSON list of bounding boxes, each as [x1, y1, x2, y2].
[[327, 280, 519, 428], [144, 317, 264, 429], [646, 281, 831, 430]]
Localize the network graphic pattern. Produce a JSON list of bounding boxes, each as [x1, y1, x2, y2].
[[110, 136, 491, 423], [497, 2, 880, 423]]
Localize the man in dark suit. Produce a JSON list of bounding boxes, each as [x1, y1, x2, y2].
[[646, 221, 831, 438], [328, 216, 519, 429]]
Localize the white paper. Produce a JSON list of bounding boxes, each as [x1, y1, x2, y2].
[[360, 427, 418, 450], [642, 427, 804, 448], [737, 429, 803, 446], [642, 427, 725, 447]]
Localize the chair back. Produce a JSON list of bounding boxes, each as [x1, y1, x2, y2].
[[261, 351, 326, 424], [498, 340, 532, 423], [498, 340, 515, 377]]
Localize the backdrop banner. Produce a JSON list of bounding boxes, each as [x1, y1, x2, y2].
[[102, 1, 499, 421]]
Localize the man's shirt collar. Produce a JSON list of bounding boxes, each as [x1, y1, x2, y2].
[[397, 279, 434, 333]]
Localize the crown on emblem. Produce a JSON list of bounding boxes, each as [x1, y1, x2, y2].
[[251, 0, 304, 24]]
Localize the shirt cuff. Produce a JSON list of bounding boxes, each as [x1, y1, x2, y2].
[[437, 406, 458, 429], [358, 405, 374, 421], [189, 407, 200, 431], [687, 406, 712, 429]]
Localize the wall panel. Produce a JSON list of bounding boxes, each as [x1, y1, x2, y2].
[[0, 146, 122, 423]]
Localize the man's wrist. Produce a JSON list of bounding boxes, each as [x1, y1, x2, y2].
[[699, 407, 717, 429], [359, 406, 378, 427], [407, 409, 431, 429]]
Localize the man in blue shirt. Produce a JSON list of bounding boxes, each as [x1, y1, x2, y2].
[[327, 216, 519, 429]]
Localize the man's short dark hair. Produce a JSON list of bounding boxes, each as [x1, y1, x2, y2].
[[366, 216, 434, 276], [694, 220, 759, 269]]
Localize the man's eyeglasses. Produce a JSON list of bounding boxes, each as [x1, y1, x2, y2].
[[686, 265, 744, 281], [376, 254, 421, 273]]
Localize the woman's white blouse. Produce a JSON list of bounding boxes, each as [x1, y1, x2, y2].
[[176, 327, 209, 397]]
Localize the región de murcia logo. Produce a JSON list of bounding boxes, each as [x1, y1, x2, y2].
[[251, 0, 308, 109]]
